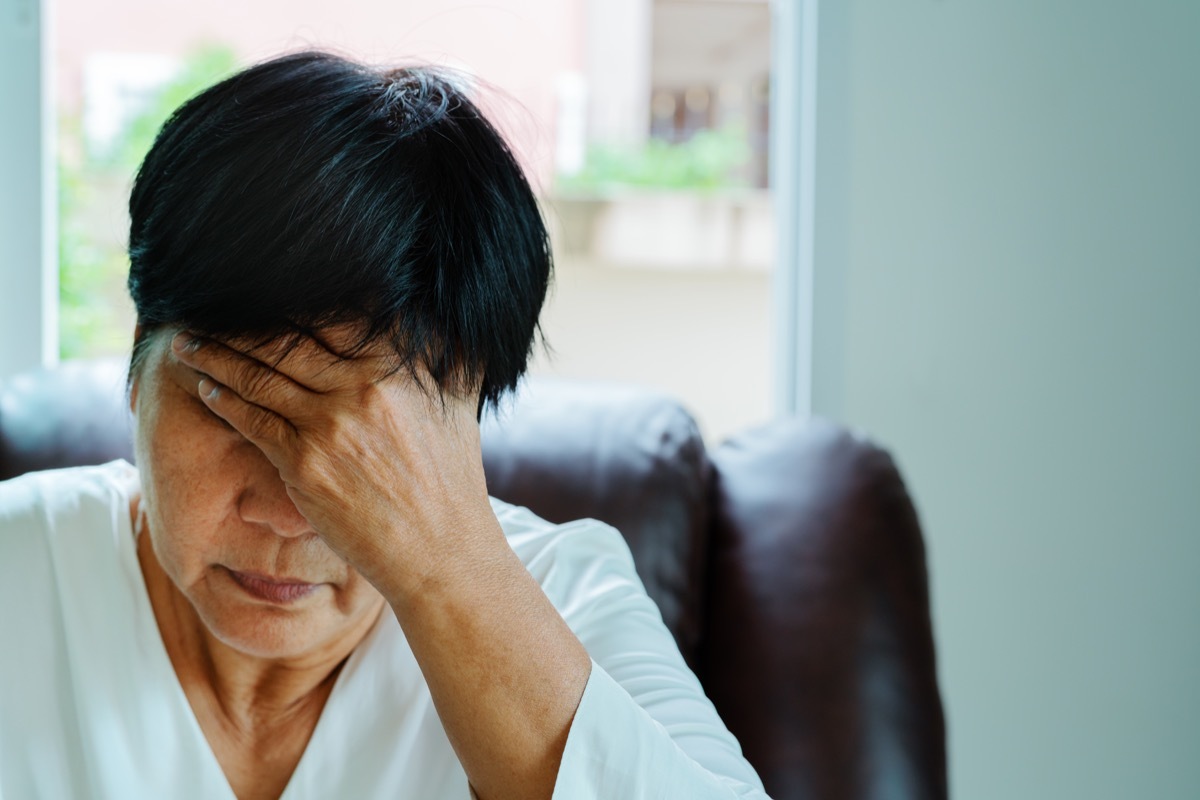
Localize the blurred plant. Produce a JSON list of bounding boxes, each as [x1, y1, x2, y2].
[[57, 141, 131, 360], [556, 125, 752, 193], [58, 45, 238, 359], [94, 46, 238, 173]]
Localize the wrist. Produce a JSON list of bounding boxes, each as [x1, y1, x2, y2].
[[372, 505, 514, 610]]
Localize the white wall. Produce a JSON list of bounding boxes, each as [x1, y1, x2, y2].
[[809, 2, 1200, 798], [530, 253, 773, 443], [532, 192, 774, 443], [0, 0, 56, 376], [584, 0, 651, 148]]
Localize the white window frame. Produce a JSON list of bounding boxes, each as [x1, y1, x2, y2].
[[769, 0, 819, 418], [0, 0, 57, 377]]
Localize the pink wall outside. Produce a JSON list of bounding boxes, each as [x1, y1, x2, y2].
[[54, 0, 587, 185]]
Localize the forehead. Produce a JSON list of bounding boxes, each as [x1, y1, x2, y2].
[[133, 329, 205, 392]]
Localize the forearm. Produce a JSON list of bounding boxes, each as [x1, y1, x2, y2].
[[555, 663, 771, 800], [165, 333, 756, 796], [166, 333, 594, 794], [383, 518, 591, 800]]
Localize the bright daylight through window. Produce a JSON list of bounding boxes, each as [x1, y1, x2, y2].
[[54, 0, 773, 439]]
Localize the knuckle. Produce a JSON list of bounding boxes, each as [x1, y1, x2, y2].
[[243, 406, 275, 441], [326, 412, 352, 446], [359, 381, 384, 407], [239, 363, 273, 400], [291, 439, 328, 486], [326, 411, 368, 460]]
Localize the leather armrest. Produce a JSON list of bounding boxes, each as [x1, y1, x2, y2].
[[703, 418, 947, 800]]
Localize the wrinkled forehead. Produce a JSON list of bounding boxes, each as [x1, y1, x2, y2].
[[133, 324, 395, 387]]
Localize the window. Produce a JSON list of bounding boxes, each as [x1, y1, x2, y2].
[[49, 0, 775, 438]]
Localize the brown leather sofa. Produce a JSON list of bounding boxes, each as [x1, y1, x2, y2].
[[0, 358, 947, 800]]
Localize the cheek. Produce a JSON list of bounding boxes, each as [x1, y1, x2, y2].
[[141, 468, 224, 581], [136, 415, 243, 575]]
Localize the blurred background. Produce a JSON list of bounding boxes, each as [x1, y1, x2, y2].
[[39, 0, 776, 442], [2, 1, 1199, 799]]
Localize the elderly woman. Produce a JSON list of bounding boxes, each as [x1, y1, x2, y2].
[[0, 52, 768, 800]]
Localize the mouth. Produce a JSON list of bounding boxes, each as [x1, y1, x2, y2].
[[225, 568, 320, 604]]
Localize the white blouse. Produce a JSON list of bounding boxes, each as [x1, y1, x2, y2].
[[0, 462, 769, 799]]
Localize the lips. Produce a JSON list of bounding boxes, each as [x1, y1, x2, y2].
[[226, 568, 319, 604]]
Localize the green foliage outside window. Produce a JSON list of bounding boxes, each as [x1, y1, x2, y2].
[[58, 45, 237, 360], [555, 125, 752, 193]]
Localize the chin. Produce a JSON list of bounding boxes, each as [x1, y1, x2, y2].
[[195, 591, 341, 660]]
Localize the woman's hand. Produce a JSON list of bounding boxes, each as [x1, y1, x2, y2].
[[170, 329, 506, 600], [171, 328, 592, 800]]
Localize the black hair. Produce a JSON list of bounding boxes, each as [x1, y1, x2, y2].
[[127, 50, 551, 410]]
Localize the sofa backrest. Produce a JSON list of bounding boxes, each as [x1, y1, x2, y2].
[[0, 358, 134, 478], [480, 377, 711, 669]]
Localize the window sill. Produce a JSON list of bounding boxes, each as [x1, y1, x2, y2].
[[541, 189, 773, 273]]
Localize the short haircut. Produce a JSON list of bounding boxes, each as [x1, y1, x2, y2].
[[127, 50, 551, 410]]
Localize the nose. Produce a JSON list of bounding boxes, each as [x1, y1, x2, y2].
[[238, 471, 314, 538]]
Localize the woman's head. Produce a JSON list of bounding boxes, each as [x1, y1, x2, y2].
[[128, 50, 551, 407], [125, 51, 551, 661]]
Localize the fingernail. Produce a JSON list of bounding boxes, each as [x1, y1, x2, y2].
[[197, 378, 219, 400]]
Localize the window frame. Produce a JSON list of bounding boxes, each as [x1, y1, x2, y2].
[[0, 0, 57, 377]]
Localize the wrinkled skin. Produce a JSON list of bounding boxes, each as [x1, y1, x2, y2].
[[130, 328, 591, 800]]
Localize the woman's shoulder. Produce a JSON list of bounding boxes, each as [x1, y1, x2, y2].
[[487, 496, 644, 613], [0, 460, 142, 659], [490, 497, 634, 561], [0, 460, 138, 546], [0, 461, 161, 796]]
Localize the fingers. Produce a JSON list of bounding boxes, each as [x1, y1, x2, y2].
[[170, 328, 479, 433], [172, 333, 314, 414], [245, 330, 361, 391], [195, 376, 297, 461], [176, 326, 391, 394]]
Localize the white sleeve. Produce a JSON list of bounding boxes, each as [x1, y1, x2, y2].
[[527, 518, 770, 799]]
